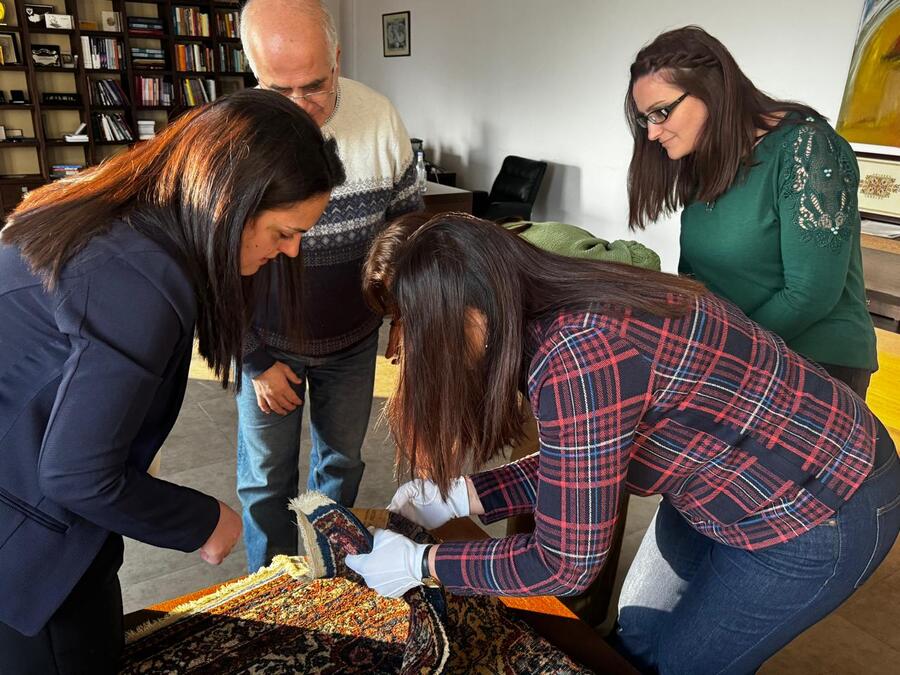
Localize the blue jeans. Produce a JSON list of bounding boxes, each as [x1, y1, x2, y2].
[[236, 329, 379, 572], [614, 422, 900, 674]]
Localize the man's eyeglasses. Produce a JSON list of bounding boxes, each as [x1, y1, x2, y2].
[[258, 68, 337, 103], [635, 92, 689, 128]]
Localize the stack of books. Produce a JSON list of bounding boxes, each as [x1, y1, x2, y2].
[[128, 16, 164, 37], [137, 120, 155, 140], [51, 164, 83, 179], [131, 46, 166, 70], [64, 123, 88, 143]]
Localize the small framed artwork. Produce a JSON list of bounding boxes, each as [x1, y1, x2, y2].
[[31, 43, 61, 67], [24, 3, 54, 25], [382, 11, 410, 57], [0, 32, 20, 64], [44, 13, 74, 30], [6, 128, 24, 139], [857, 153, 900, 225], [60, 52, 76, 68], [101, 10, 121, 32]]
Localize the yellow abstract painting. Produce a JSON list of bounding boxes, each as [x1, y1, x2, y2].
[[837, 0, 900, 147]]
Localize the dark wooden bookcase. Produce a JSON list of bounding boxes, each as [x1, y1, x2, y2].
[[0, 0, 254, 215]]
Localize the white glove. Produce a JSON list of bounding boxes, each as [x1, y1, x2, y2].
[[387, 477, 470, 529], [345, 529, 427, 598]]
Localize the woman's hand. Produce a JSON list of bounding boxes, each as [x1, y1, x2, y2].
[[252, 361, 303, 415], [199, 500, 242, 565], [345, 529, 429, 597], [388, 477, 472, 529]]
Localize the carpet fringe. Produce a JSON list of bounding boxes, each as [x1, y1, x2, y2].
[[124, 555, 311, 643]]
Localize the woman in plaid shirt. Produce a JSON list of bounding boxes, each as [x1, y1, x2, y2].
[[347, 215, 900, 673]]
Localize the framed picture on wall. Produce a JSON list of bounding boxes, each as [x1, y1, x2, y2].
[[857, 152, 900, 225], [0, 31, 20, 64], [24, 3, 54, 25], [382, 11, 410, 57]]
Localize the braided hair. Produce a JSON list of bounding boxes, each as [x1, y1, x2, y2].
[[625, 26, 819, 229]]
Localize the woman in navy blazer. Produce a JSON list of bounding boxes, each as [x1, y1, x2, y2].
[[0, 89, 344, 673]]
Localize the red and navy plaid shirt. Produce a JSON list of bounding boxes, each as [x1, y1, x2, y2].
[[434, 295, 876, 597]]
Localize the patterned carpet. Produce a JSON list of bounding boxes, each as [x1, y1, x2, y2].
[[121, 494, 592, 674]]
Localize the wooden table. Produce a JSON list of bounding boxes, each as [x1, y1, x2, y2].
[[125, 516, 636, 674], [421, 181, 473, 217]]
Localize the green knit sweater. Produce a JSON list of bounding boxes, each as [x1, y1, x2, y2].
[[504, 221, 661, 271], [680, 116, 876, 371]]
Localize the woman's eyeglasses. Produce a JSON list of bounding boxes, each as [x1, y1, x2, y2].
[[635, 92, 689, 128]]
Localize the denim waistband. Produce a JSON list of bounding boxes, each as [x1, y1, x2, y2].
[[869, 417, 897, 478]]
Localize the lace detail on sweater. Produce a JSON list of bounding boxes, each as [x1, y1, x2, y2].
[[781, 119, 857, 251]]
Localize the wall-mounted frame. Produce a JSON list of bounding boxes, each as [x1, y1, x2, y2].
[[24, 3, 54, 25], [857, 152, 900, 225], [0, 31, 21, 64], [382, 11, 410, 57]]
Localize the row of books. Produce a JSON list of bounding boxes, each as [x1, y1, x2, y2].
[[131, 46, 166, 70], [216, 10, 240, 38], [173, 7, 210, 37], [128, 16, 164, 38], [182, 78, 216, 107], [92, 112, 134, 142], [137, 119, 155, 140], [135, 76, 174, 107], [81, 36, 124, 70], [175, 43, 214, 72], [89, 79, 129, 107], [51, 164, 83, 180], [218, 46, 249, 73]]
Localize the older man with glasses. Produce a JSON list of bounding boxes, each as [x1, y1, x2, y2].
[[237, 0, 422, 572]]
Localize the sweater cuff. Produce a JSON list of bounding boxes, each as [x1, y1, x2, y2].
[[243, 346, 276, 379]]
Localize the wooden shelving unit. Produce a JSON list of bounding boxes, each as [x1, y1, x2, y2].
[[0, 0, 254, 214]]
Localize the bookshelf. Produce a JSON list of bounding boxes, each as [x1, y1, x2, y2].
[[0, 0, 255, 214]]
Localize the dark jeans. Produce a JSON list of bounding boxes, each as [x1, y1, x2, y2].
[[820, 362, 873, 400], [0, 535, 124, 675], [613, 420, 899, 674]]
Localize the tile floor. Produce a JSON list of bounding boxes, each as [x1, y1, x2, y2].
[[120, 326, 900, 674]]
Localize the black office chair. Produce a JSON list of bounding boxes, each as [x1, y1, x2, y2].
[[471, 155, 547, 221]]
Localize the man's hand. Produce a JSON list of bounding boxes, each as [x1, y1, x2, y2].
[[252, 361, 303, 415], [199, 500, 242, 565]]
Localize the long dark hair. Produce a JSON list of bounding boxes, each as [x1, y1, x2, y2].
[[625, 25, 819, 229], [1, 89, 345, 385], [364, 213, 706, 494]]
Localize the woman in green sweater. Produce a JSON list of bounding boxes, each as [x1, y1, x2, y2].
[[625, 26, 877, 397]]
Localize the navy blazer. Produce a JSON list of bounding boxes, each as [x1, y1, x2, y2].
[[0, 220, 220, 636]]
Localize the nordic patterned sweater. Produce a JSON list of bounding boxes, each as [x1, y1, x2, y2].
[[244, 78, 422, 374]]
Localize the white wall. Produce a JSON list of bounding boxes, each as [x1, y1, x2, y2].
[[336, 0, 862, 271]]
